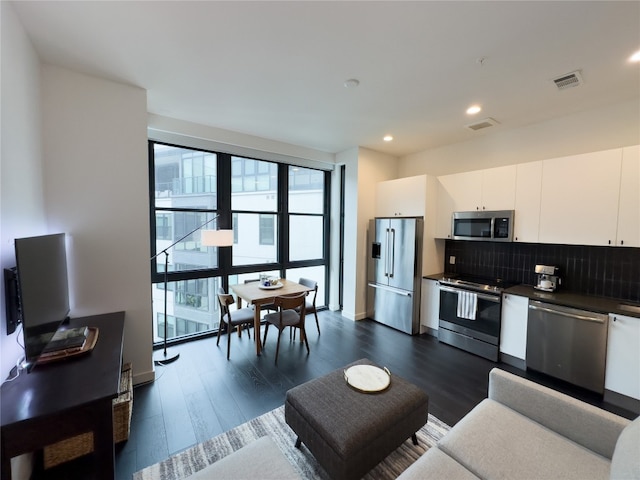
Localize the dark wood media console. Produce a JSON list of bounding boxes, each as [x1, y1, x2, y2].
[[1, 311, 125, 480]]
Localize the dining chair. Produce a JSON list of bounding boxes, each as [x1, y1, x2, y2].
[[262, 293, 308, 364], [217, 288, 255, 360], [297, 277, 320, 335]]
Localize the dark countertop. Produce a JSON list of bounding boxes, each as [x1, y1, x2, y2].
[[423, 273, 445, 281], [422, 274, 640, 319], [505, 284, 640, 319]]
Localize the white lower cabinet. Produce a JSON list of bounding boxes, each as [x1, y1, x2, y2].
[[500, 294, 529, 361], [605, 313, 640, 401], [420, 279, 440, 335]]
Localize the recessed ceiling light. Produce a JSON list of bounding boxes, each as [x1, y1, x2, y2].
[[630, 50, 640, 63], [466, 105, 482, 115], [344, 78, 360, 88], [383, 135, 393, 142]]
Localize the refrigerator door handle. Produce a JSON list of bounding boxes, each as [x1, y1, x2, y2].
[[368, 283, 412, 297], [385, 228, 390, 277], [389, 228, 395, 278]]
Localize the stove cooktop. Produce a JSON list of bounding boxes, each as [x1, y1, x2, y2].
[[440, 274, 516, 293]]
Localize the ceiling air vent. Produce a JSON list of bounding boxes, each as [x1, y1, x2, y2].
[[466, 117, 499, 131], [552, 70, 583, 90]]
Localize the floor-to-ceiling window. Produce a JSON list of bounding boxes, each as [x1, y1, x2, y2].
[[285, 165, 328, 306], [149, 141, 330, 346]]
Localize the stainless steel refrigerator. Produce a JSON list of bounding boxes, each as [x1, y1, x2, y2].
[[367, 217, 423, 335]]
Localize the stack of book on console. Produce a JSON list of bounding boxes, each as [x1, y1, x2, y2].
[[42, 326, 88, 353]]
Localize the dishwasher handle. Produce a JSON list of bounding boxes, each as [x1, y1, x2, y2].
[[528, 302, 606, 324]]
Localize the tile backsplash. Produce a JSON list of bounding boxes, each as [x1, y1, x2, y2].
[[444, 240, 640, 303]]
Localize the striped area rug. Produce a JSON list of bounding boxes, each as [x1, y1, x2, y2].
[[133, 405, 450, 480]]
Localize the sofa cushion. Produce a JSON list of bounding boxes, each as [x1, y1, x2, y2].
[[439, 399, 611, 480], [185, 436, 299, 479], [398, 446, 480, 480], [488, 368, 629, 459], [610, 416, 640, 479]]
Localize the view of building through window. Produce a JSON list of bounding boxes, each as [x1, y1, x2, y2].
[[150, 142, 328, 344]]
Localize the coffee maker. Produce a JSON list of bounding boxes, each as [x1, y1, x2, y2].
[[534, 265, 560, 292]]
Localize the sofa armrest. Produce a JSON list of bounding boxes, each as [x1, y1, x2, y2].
[[488, 368, 630, 459]]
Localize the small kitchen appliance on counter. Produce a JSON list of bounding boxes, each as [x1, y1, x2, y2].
[[534, 265, 560, 292]]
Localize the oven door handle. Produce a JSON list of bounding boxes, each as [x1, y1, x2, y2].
[[439, 285, 501, 303]]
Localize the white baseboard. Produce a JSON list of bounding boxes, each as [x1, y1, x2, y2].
[[133, 369, 155, 386]]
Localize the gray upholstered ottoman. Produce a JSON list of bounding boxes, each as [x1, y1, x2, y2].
[[285, 358, 429, 480]]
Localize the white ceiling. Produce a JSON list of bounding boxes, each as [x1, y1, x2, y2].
[[11, 1, 640, 157]]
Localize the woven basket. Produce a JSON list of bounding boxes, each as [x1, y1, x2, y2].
[[113, 363, 133, 443], [43, 363, 133, 469]]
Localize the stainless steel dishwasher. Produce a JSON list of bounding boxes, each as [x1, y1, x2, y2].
[[526, 300, 608, 393]]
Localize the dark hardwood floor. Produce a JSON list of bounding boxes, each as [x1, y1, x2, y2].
[[33, 310, 636, 479]]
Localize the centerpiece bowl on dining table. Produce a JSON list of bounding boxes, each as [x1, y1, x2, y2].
[[259, 278, 283, 289]]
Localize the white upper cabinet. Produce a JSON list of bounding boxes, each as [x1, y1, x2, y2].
[[435, 146, 637, 245], [435, 177, 457, 238], [439, 170, 483, 212], [481, 165, 517, 211], [539, 148, 623, 246], [375, 175, 427, 217], [616, 145, 640, 247], [514, 161, 542, 243], [435, 166, 516, 238], [375, 175, 442, 275]]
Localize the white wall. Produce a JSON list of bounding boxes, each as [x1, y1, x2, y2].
[[0, 3, 44, 476], [41, 65, 154, 384], [399, 99, 640, 177], [328, 163, 343, 311], [335, 148, 358, 318], [0, 1, 46, 380], [339, 147, 398, 320], [148, 114, 335, 170]]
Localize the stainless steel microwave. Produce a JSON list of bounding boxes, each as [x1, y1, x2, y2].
[[452, 210, 514, 242]]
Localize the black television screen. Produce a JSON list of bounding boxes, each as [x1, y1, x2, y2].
[[15, 233, 70, 368]]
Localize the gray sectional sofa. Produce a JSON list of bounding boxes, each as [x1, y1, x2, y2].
[[183, 368, 638, 480], [399, 368, 639, 480]]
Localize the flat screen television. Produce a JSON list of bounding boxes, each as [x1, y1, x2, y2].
[[14, 233, 70, 370]]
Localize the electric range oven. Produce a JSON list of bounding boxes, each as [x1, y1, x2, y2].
[[438, 276, 510, 361]]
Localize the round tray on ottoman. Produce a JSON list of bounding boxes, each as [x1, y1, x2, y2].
[[343, 364, 391, 392]]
